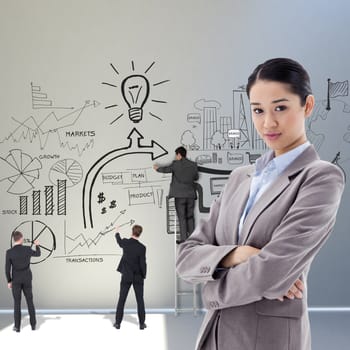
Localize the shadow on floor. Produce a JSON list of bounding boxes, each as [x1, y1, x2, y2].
[[103, 312, 139, 327], [0, 313, 62, 332]]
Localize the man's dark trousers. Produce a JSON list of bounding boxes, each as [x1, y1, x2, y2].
[[12, 280, 36, 329], [175, 197, 195, 241], [115, 274, 145, 325]]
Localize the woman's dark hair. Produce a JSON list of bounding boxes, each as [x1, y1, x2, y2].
[[246, 58, 312, 106]]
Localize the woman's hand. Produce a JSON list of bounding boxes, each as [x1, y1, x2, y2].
[[220, 245, 261, 268], [220, 246, 304, 301], [277, 279, 304, 301]]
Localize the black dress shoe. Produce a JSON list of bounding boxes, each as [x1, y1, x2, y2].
[[31, 325, 36, 331], [13, 327, 20, 332], [113, 323, 120, 329], [139, 323, 147, 330]]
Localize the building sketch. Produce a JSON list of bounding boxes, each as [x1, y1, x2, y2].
[[179, 88, 267, 169]]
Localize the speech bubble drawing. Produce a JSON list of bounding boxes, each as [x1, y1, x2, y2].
[[187, 113, 201, 124], [228, 129, 241, 138], [227, 152, 244, 164]]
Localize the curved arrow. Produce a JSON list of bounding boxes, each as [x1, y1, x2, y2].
[[82, 128, 167, 228]]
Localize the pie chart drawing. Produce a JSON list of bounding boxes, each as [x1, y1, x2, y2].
[[11, 220, 56, 264], [49, 159, 83, 187], [0, 149, 42, 195]]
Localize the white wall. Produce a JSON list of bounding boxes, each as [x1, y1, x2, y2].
[[1, 0, 349, 309]]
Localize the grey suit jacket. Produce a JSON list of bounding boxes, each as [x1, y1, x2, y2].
[[176, 145, 344, 350], [157, 158, 199, 198]]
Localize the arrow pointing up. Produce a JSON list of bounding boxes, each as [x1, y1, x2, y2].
[[127, 128, 144, 147]]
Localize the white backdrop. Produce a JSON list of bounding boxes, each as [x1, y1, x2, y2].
[[0, 0, 349, 309]]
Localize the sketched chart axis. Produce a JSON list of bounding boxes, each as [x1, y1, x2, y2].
[[49, 159, 83, 187], [0, 149, 42, 195], [10, 220, 56, 264]]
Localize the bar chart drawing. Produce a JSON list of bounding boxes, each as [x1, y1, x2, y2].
[[19, 196, 28, 215], [57, 180, 67, 215], [45, 186, 54, 215], [19, 180, 67, 216], [31, 82, 73, 110], [32, 190, 41, 215]]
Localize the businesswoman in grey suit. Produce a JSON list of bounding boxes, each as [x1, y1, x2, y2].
[[176, 58, 345, 350]]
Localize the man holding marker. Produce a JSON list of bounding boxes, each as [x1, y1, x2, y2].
[[154, 146, 198, 243], [5, 231, 41, 332], [114, 224, 147, 330]]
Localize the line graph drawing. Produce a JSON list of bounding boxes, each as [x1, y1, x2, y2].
[[0, 149, 42, 195], [102, 61, 170, 125], [0, 100, 99, 156], [10, 220, 56, 264], [49, 159, 83, 187], [64, 210, 134, 255], [31, 82, 73, 110]]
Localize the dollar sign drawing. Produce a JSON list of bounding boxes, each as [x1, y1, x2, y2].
[[109, 200, 116, 209], [97, 192, 106, 204], [101, 207, 107, 214]]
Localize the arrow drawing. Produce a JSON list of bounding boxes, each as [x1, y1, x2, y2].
[[82, 128, 168, 228]]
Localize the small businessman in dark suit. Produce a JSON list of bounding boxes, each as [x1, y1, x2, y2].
[[5, 231, 41, 332], [114, 224, 147, 330], [154, 146, 199, 243]]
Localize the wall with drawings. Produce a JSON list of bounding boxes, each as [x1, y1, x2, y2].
[[0, 0, 350, 309]]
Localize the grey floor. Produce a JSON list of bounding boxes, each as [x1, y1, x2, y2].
[[0, 311, 349, 349]]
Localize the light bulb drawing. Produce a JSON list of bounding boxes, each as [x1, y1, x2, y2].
[[102, 61, 170, 125], [121, 74, 150, 123]]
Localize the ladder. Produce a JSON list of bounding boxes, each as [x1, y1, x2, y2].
[[166, 196, 200, 316]]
